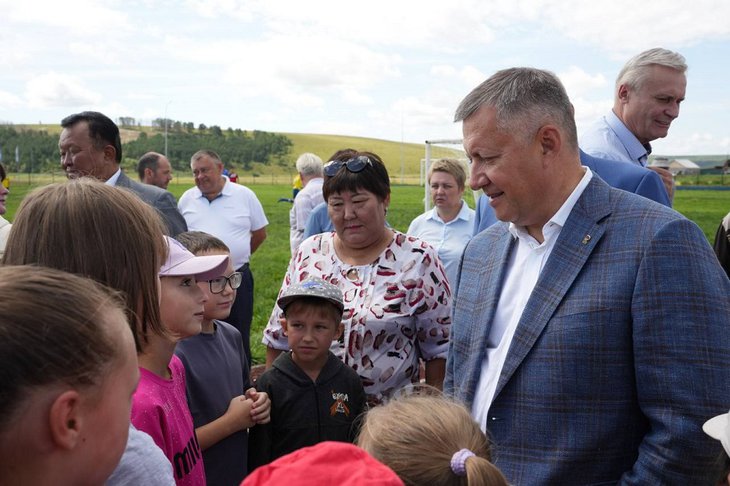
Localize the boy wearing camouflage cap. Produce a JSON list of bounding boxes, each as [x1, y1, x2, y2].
[[249, 277, 366, 470]]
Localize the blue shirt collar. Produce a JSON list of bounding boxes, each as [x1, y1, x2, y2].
[[606, 110, 650, 165]]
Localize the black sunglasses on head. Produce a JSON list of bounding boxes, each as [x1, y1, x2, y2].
[[323, 155, 373, 177]]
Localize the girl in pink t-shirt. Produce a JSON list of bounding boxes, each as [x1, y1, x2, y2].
[[131, 236, 230, 486]]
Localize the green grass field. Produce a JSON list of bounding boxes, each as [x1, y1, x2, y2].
[[3, 179, 729, 363]]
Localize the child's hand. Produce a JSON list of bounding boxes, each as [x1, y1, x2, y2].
[[245, 388, 271, 425], [225, 395, 254, 432]]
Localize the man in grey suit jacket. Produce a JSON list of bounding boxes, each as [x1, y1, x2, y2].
[[59, 111, 187, 236], [445, 67, 730, 484]]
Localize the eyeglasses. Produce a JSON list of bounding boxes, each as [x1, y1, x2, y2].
[[1, 177, 9, 190], [323, 156, 373, 177], [208, 272, 243, 294]]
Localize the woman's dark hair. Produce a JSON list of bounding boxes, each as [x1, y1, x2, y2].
[[323, 151, 390, 202]]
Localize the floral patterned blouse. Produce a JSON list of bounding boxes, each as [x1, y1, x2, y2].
[[263, 231, 452, 404]]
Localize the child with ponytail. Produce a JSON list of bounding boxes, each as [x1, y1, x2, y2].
[[357, 392, 507, 486]]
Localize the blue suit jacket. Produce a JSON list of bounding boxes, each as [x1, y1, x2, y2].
[[473, 150, 670, 234], [446, 176, 730, 484], [116, 171, 188, 236]]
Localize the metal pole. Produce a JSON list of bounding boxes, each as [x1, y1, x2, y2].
[[424, 142, 431, 212], [164, 100, 172, 157]]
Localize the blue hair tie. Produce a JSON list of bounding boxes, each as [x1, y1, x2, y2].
[[450, 448, 475, 476]]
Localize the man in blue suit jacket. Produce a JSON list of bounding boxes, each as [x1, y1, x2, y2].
[[473, 149, 670, 235], [446, 67, 730, 484]]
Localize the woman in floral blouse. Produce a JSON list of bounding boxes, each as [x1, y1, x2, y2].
[[263, 151, 451, 405]]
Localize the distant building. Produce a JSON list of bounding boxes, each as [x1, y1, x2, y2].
[[669, 159, 700, 175]]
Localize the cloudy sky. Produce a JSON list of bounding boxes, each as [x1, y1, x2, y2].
[[1, 0, 728, 156]]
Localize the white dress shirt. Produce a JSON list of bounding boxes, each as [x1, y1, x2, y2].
[[472, 168, 593, 430]]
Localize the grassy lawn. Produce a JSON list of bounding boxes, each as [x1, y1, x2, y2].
[[3, 178, 729, 363]]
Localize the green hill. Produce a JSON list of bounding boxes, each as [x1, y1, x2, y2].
[[8, 124, 465, 183], [283, 133, 463, 183], [13, 123, 725, 183]]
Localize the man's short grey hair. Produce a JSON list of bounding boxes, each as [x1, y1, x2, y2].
[[453, 67, 578, 149], [190, 149, 223, 167], [616, 48, 687, 92], [295, 152, 323, 177]]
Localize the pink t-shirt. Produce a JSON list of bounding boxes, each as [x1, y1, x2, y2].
[[131, 355, 206, 486]]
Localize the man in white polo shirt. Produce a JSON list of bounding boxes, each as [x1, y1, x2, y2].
[[178, 149, 268, 364]]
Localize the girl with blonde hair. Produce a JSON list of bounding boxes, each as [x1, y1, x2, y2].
[[357, 392, 507, 486]]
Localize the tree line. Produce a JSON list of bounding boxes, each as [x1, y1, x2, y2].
[[0, 125, 293, 173]]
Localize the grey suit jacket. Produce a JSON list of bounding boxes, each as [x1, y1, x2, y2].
[[446, 176, 730, 485], [116, 171, 187, 236]]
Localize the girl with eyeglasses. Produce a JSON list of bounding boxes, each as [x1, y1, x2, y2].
[[0, 163, 10, 258], [263, 151, 452, 406], [174, 231, 271, 486]]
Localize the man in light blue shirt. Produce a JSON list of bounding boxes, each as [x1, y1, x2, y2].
[[582, 110, 653, 166], [580, 48, 687, 202], [303, 201, 333, 239]]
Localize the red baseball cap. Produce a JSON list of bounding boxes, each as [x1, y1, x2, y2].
[[243, 442, 404, 486]]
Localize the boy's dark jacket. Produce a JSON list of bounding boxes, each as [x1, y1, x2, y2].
[[248, 351, 367, 472]]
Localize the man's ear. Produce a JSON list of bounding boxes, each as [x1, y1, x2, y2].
[[335, 322, 344, 340], [537, 124, 562, 160], [617, 84, 630, 103], [143, 167, 155, 182], [103, 145, 117, 165], [48, 390, 82, 450]]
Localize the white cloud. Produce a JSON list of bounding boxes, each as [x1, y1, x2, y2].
[[163, 34, 401, 109], [25, 73, 102, 108], [181, 0, 497, 49], [340, 89, 373, 106], [0, 0, 129, 34], [656, 132, 730, 156], [68, 42, 124, 66], [184, 0, 257, 20], [1, 0, 728, 154], [431, 64, 486, 86], [0, 90, 23, 110], [558, 66, 608, 98], [542, 0, 730, 56], [573, 98, 612, 135]]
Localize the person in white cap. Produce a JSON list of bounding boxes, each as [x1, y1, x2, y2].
[[131, 236, 229, 486]]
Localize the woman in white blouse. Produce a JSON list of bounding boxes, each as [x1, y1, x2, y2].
[[263, 151, 452, 405]]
